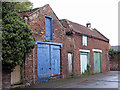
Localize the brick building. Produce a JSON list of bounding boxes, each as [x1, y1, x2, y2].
[[60, 19, 109, 76], [18, 4, 66, 84], [17, 4, 110, 85]]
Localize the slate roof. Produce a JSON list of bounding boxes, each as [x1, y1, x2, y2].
[[18, 7, 39, 17], [18, 4, 59, 20], [17, 5, 109, 43], [111, 46, 120, 51], [60, 19, 109, 42]]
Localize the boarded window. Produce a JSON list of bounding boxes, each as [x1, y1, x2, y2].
[[45, 16, 53, 40]]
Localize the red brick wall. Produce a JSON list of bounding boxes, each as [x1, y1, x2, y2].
[[110, 54, 120, 71], [73, 34, 109, 75], [61, 34, 75, 78], [61, 33, 109, 78], [62, 33, 109, 77], [2, 70, 11, 88]]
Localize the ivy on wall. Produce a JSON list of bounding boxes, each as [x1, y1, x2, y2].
[[109, 48, 120, 58], [2, 2, 35, 71]]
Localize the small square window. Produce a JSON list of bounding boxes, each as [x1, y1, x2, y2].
[[82, 35, 87, 46]]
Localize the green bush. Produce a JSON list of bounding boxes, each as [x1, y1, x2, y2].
[[109, 48, 120, 58], [2, 11, 35, 71]]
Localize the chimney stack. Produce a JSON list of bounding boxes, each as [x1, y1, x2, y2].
[[86, 22, 91, 28]]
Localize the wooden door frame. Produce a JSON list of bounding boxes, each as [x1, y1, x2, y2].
[[36, 41, 63, 81], [79, 49, 90, 74], [92, 49, 102, 73], [67, 52, 73, 75]]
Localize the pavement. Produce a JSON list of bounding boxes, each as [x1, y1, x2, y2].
[[28, 71, 119, 89]]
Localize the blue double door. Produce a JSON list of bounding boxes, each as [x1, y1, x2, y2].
[[37, 44, 60, 82]]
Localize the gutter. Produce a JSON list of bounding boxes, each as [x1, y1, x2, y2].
[[95, 29, 109, 41], [72, 31, 109, 43]]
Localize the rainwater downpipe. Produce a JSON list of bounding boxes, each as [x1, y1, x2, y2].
[[33, 48, 35, 84]]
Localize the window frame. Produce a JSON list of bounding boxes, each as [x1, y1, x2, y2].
[[45, 15, 53, 40], [82, 35, 87, 46]]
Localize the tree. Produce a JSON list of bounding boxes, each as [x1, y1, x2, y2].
[[2, 1, 35, 71], [2, 1, 33, 12], [2, 1, 33, 19]]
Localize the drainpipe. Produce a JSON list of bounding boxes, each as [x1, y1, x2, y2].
[[33, 48, 35, 84]]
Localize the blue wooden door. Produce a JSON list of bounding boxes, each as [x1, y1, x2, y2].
[[37, 44, 51, 82], [51, 45, 60, 74], [37, 44, 60, 82], [45, 16, 53, 40]]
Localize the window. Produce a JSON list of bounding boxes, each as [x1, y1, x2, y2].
[[45, 15, 53, 40], [82, 35, 87, 46]]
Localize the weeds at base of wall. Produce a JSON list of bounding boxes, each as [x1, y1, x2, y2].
[[55, 65, 91, 82], [68, 73, 74, 78], [82, 64, 90, 76]]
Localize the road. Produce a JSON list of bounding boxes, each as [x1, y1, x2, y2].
[[29, 71, 119, 89], [63, 71, 118, 88]]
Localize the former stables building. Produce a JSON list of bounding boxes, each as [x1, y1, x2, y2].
[[18, 4, 110, 84], [60, 19, 109, 76]]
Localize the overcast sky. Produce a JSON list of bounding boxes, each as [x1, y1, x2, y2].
[[29, 0, 119, 46]]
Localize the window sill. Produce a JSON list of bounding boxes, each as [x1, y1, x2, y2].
[[82, 45, 87, 47], [45, 40, 53, 42]]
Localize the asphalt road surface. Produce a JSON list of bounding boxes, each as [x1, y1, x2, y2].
[[63, 71, 118, 88], [30, 71, 119, 89]]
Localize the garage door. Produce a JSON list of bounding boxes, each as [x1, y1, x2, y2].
[[37, 43, 61, 82], [80, 52, 89, 74], [94, 52, 101, 73]]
